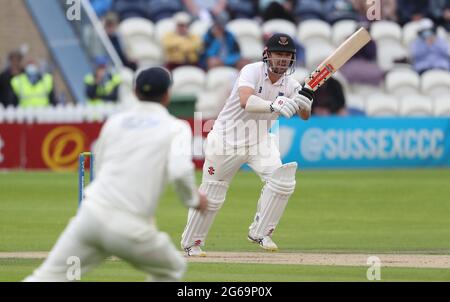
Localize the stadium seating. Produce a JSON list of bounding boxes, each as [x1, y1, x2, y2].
[[433, 96, 450, 116], [370, 20, 402, 44], [350, 83, 382, 98], [113, 0, 149, 20], [385, 69, 420, 97], [204, 66, 239, 92], [189, 19, 211, 38], [305, 43, 335, 71], [119, 67, 139, 106], [376, 41, 408, 71], [154, 17, 176, 42], [52, 3, 450, 118], [292, 67, 309, 85], [297, 19, 332, 48], [331, 19, 357, 46], [421, 70, 450, 97], [345, 93, 366, 113], [118, 17, 162, 65], [262, 19, 297, 37], [366, 94, 399, 116], [226, 19, 263, 61], [402, 20, 427, 48], [333, 72, 350, 96], [172, 66, 206, 96], [196, 67, 238, 119], [399, 95, 433, 116]]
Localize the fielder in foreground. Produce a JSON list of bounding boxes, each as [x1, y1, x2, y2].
[[24, 67, 208, 282], [181, 33, 315, 256]]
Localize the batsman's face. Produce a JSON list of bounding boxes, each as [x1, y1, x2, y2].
[[268, 51, 293, 74]]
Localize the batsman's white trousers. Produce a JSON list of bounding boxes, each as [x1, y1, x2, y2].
[[181, 130, 283, 248], [203, 131, 282, 183], [24, 200, 186, 282]]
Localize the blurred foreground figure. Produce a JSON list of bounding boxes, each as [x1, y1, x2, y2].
[[24, 67, 208, 282]]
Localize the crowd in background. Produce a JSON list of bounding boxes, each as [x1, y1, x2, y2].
[[1, 0, 450, 117]]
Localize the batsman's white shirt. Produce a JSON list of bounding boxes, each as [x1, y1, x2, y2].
[[213, 62, 301, 146], [25, 102, 196, 282]]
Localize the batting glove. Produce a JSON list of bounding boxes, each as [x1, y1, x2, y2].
[[295, 87, 314, 112], [270, 96, 299, 118]]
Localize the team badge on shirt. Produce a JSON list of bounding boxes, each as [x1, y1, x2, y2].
[[208, 166, 215, 175]]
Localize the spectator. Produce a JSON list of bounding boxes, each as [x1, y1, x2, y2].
[[90, 0, 113, 18], [410, 20, 450, 74], [147, 0, 184, 22], [351, 0, 398, 22], [0, 50, 24, 108], [339, 25, 384, 86], [104, 12, 137, 71], [294, 0, 325, 21], [200, 12, 250, 70], [226, 0, 259, 20], [162, 12, 202, 71], [10, 60, 56, 107], [182, 0, 227, 22], [323, 0, 359, 24], [312, 77, 347, 116], [261, 0, 296, 23], [84, 57, 121, 104], [397, 0, 430, 25], [429, 0, 450, 31]]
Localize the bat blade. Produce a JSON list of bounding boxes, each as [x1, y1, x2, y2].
[[304, 27, 372, 91]]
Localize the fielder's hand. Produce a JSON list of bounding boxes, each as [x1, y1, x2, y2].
[[295, 87, 314, 112], [270, 96, 299, 118]]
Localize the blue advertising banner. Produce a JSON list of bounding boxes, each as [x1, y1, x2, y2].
[[277, 117, 450, 169]]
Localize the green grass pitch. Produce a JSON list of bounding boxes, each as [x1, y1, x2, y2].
[[1, 169, 450, 281]]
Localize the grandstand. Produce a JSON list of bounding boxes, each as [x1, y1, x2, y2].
[[1, 0, 450, 170], [1, 1, 450, 120]]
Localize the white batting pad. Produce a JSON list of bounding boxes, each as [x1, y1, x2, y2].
[[181, 181, 229, 248], [249, 162, 297, 238]]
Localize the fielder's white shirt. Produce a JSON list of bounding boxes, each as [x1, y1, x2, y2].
[[213, 62, 301, 146], [84, 102, 197, 217]]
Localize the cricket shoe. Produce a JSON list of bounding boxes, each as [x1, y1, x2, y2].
[[184, 245, 206, 257], [247, 235, 278, 252]]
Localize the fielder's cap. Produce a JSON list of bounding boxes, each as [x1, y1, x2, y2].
[[135, 66, 172, 99], [174, 12, 191, 25], [265, 33, 296, 54]]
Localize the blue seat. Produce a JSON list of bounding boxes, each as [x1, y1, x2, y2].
[[295, 0, 325, 21], [227, 0, 258, 19], [113, 0, 149, 20], [146, 0, 183, 22]]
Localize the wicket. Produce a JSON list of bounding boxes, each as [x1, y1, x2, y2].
[[78, 152, 94, 207]]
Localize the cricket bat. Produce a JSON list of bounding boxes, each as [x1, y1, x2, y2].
[[303, 27, 372, 92]]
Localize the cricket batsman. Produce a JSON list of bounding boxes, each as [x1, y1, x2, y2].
[[181, 33, 314, 256]]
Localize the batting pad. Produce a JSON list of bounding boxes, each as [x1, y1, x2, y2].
[[249, 162, 297, 238], [181, 181, 229, 248]]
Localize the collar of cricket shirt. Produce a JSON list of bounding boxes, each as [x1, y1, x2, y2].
[[263, 70, 285, 87], [136, 101, 169, 113]]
